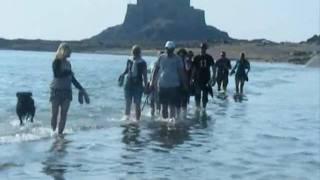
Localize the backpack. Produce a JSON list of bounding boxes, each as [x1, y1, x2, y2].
[[125, 59, 146, 88]]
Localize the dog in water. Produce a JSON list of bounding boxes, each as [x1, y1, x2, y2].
[[16, 92, 35, 125]]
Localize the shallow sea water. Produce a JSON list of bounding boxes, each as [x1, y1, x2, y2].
[[0, 50, 319, 180]]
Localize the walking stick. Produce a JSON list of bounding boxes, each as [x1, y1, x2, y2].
[[141, 94, 150, 112]]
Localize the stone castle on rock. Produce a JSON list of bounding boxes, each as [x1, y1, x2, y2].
[[91, 0, 230, 43]]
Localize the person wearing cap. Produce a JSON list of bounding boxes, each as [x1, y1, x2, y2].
[[191, 43, 215, 111], [230, 52, 250, 95], [151, 41, 187, 120], [119, 45, 148, 121], [215, 51, 232, 92]]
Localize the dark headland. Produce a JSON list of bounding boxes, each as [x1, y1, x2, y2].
[[0, 0, 319, 64], [91, 0, 230, 43]]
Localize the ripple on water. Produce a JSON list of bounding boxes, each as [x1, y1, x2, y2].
[[257, 133, 300, 142]]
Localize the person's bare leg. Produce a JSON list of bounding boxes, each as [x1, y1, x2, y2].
[[169, 105, 176, 119], [162, 104, 168, 119], [150, 99, 155, 117], [240, 80, 245, 94], [195, 88, 201, 110], [235, 78, 240, 94], [51, 100, 60, 132], [202, 90, 208, 109], [223, 80, 228, 92], [58, 100, 71, 134], [176, 106, 181, 119], [135, 103, 141, 120], [125, 98, 132, 117], [182, 106, 187, 120], [217, 81, 221, 91]]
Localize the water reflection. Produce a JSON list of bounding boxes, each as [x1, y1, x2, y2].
[[42, 135, 70, 180], [120, 124, 147, 177], [149, 121, 191, 149], [194, 111, 211, 128], [122, 124, 141, 145], [214, 98, 230, 117], [233, 94, 248, 103]]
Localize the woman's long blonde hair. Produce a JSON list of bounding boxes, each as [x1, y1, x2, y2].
[[55, 43, 71, 60]]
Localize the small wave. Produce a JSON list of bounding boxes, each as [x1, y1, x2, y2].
[[0, 127, 54, 144], [257, 134, 299, 141], [1, 118, 76, 144]]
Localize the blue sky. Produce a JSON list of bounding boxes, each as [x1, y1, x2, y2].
[[0, 0, 319, 42]]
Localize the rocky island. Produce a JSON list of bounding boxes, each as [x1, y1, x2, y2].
[[91, 0, 230, 44]]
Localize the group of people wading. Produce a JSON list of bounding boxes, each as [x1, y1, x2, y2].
[[49, 41, 250, 134], [119, 41, 251, 121]]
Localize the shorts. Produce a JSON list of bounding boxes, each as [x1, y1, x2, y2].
[[124, 86, 143, 104], [216, 75, 229, 84], [158, 87, 180, 106], [50, 89, 72, 104], [236, 73, 248, 82]]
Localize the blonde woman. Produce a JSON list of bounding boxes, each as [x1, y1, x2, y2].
[[119, 45, 148, 121], [50, 43, 87, 134]]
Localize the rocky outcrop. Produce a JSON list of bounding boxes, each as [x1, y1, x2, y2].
[[306, 35, 320, 44], [306, 54, 320, 68], [91, 0, 231, 44]]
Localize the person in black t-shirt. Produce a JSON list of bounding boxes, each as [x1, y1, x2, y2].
[[191, 43, 215, 111], [215, 51, 232, 92]]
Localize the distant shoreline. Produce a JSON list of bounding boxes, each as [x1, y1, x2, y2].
[[84, 42, 320, 65], [1, 42, 318, 65]]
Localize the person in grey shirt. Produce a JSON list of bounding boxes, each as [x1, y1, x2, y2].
[[151, 41, 187, 119], [50, 43, 88, 135], [119, 45, 148, 121]]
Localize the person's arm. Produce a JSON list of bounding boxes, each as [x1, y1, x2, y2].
[[120, 60, 130, 77], [142, 62, 148, 88], [210, 58, 216, 86], [177, 58, 188, 90], [228, 59, 232, 70], [246, 61, 251, 74], [211, 57, 216, 79], [71, 76, 84, 91], [230, 61, 238, 75], [52, 60, 73, 78], [150, 58, 160, 88]]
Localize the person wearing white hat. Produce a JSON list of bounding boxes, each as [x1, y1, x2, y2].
[[150, 41, 188, 120]]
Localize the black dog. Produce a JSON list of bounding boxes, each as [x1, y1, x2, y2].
[[16, 92, 35, 125]]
